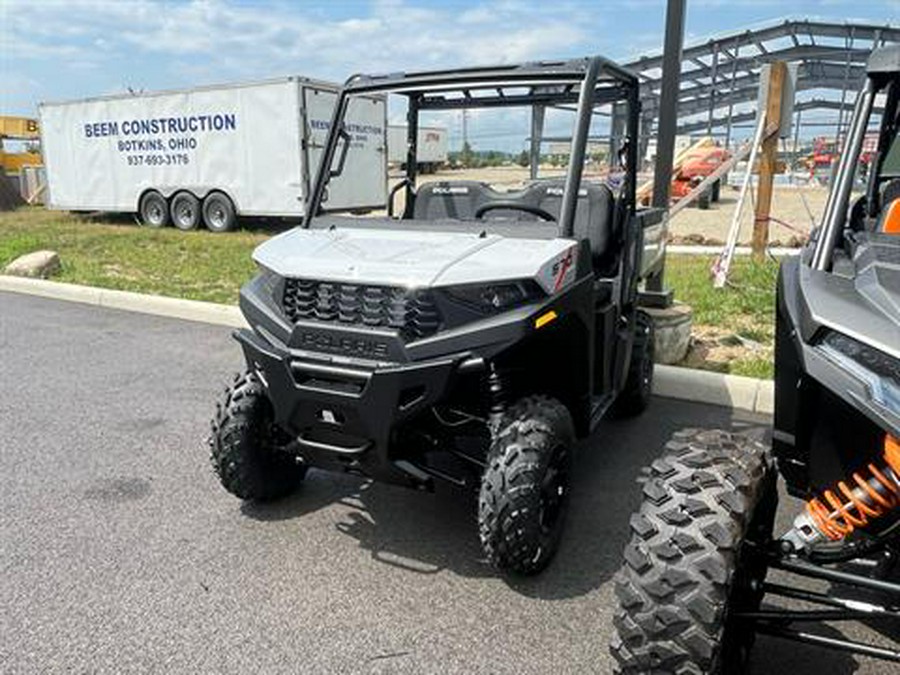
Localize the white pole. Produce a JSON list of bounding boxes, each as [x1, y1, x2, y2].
[[712, 114, 767, 288]]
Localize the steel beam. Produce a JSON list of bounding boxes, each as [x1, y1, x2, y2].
[[675, 98, 884, 135], [624, 20, 899, 73], [647, 0, 685, 296], [651, 0, 685, 210]]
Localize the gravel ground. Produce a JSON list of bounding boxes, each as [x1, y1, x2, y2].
[[1, 292, 896, 674]]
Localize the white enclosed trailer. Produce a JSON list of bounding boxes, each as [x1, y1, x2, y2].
[[387, 124, 448, 173], [39, 78, 387, 232]]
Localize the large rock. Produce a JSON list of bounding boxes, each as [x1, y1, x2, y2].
[[644, 302, 693, 365], [4, 250, 61, 278]]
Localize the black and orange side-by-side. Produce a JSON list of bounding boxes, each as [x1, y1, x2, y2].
[[612, 43, 900, 674]]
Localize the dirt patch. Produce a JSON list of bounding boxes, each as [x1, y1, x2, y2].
[[666, 184, 824, 245], [680, 324, 772, 374]]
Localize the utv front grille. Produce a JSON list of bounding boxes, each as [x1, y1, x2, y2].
[[282, 279, 441, 341]]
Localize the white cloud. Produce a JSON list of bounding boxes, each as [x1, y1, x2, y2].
[[3, 0, 594, 87]]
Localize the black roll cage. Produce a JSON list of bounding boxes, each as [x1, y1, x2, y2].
[[301, 56, 641, 239], [812, 45, 900, 271]]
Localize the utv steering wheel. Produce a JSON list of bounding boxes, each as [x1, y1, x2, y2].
[[474, 202, 557, 222]]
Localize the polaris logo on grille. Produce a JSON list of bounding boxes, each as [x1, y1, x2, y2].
[[296, 330, 390, 358]]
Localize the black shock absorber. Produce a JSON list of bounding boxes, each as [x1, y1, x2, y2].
[[486, 362, 507, 432]]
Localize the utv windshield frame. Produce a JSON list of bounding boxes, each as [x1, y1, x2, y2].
[[301, 56, 641, 240]]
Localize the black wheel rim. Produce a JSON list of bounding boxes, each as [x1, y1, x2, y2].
[[539, 443, 570, 536], [720, 475, 776, 669], [640, 345, 653, 395]]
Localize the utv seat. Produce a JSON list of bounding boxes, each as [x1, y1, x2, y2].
[[530, 181, 616, 269], [413, 181, 491, 220]]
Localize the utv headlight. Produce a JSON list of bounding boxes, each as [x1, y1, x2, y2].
[[254, 263, 282, 298], [444, 279, 545, 315], [819, 331, 900, 415]]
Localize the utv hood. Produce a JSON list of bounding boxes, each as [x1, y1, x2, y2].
[[252, 220, 577, 290]]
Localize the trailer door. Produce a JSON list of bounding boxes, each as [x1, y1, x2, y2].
[[303, 86, 386, 211]]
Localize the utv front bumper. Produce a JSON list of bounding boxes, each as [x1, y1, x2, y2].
[[235, 327, 475, 489]]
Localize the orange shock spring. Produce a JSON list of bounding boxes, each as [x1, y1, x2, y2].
[[806, 435, 900, 541]]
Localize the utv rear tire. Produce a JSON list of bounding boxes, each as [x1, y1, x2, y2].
[[611, 429, 776, 674], [479, 395, 575, 576], [610, 311, 655, 418], [139, 191, 169, 228], [209, 371, 306, 501]]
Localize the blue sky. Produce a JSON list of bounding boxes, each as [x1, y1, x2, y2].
[[2, 0, 898, 149]]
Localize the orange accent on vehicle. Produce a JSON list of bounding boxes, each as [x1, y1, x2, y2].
[[534, 310, 558, 330], [882, 198, 900, 234], [805, 435, 900, 541]]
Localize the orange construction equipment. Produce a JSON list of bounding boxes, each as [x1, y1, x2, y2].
[[0, 116, 42, 174], [670, 143, 731, 204], [637, 136, 730, 207]]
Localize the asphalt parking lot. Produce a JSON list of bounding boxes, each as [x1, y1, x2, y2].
[[1, 291, 897, 674]]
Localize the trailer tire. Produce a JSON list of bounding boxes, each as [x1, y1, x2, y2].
[[610, 310, 655, 418], [479, 395, 575, 576], [209, 370, 306, 502], [711, 179, 721, 203], [139, 191, 170, 228], [170, 191, 201, 231], [611, 429, 776, 674], [202, 191, 236, 233]]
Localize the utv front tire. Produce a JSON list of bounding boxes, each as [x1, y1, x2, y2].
[[611, 311, 655, 418], [611, 429, 776, 674], [479, 395, 575, 575], [210, 371, 306, 501]]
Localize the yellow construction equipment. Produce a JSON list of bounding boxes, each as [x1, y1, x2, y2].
[[1, 116, 42, 174]]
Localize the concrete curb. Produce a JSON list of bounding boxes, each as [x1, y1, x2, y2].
[[0, 275, 247, 329], [667, 244, 800, 257], [0, 275, 774, 415], [653, 364, 774, 416]]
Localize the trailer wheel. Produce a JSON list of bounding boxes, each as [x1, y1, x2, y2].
[[170, 191, 201, 231], [139, 191, 170, 228], [711, 179, 721, 203], [202, 192, 236, 233]]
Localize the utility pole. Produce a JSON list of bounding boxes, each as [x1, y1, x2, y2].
[[651, 0, 686, 212], [752, 61, 787, 260], [462, 109, 468, 148], [646, 0, 685, 302]]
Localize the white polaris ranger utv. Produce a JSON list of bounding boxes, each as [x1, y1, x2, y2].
[[210, 57, 667, 575]]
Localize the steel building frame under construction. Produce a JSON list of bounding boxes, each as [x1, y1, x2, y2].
[[621, 19, 899, 163]]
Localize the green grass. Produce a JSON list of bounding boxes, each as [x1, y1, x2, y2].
[[0, 207, 264, 304], [665, 254, 778, 379], [665, 254, 778, 344], [0, 206, 778, 377]]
